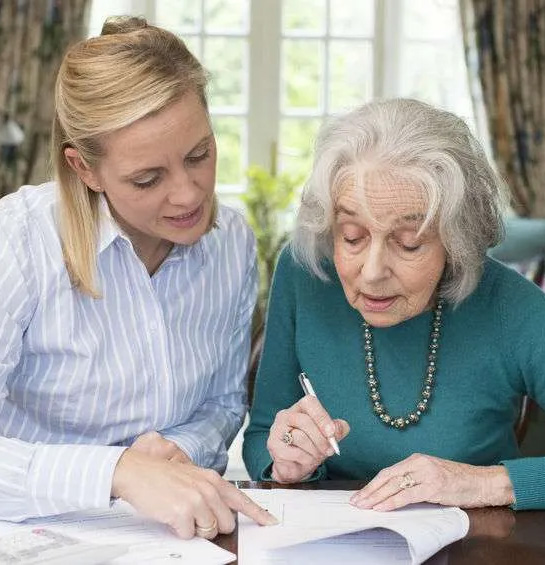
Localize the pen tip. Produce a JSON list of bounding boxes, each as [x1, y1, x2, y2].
[[330, 438, 341, 456]]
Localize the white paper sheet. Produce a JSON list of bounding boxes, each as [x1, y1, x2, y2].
[[238, 489, 468, 565], [0, 501, 236, 564]]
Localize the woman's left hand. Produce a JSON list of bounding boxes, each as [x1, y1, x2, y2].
[[350, 453, 515, 511], [131, 431, 192, 464]]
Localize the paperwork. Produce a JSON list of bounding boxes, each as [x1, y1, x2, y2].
[[0, 501, 235, 564], [238, 489, 469, 565]]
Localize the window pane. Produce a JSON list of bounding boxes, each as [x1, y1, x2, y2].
[[282, 40, 323, 111], [205, 0, 249, 33], [180, 35, 201, 59], [205, 38, 247, 109], [330, 0, 374, 37], [399, 0, 476, 133], [282, 0, 326, 34], [399, 42, 472, 119], [279, 118, 321, 179], [212, 117, 245, 185], [156, 0, 202, 33], [329, 40, 373, 111], [403, 0, 458, 41]]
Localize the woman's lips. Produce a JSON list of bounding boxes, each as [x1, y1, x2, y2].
[[165, 205, 204, 229], [361, 294, 397, 312]]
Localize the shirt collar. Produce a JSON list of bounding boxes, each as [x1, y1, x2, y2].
[[97, 194, 206, 267], [97, 194, 125, 254]]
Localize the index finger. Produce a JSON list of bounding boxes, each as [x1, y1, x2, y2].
[[296, 395, 336, 438], [221, 483, 279, 526]]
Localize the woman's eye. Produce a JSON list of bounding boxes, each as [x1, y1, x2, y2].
[[399, 242, 421, 252], [343, 236, 361, 245], [133, 176, 159, 189], [186, 149, 210, 164]]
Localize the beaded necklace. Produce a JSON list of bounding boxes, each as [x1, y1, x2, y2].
[[363, 300, 444, 429]]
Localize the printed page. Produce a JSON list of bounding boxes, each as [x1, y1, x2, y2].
[[0, 501, 236, 565], [239, 489, 468, 565]]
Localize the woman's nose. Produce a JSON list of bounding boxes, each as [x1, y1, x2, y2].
[[167, 169, 200, 207], [359, 243, 391, 283]]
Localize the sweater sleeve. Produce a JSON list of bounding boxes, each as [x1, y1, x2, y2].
[[496, 266, 545, 510], [242, 247, 307, 480]]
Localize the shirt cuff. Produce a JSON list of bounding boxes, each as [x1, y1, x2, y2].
[[161, 430, 204, 466], [500, 457, 545, 510], [27, 444, 127, 517]]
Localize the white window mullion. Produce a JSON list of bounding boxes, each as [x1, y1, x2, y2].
[[323, 0, 331, 115], [199, 0, 206, 55], [375, 0, 403, 98], [248, 0, 281, 174]]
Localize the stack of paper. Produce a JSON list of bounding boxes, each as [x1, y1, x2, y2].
[[238, 489, 469, 565], [0, 501, 236, 564]]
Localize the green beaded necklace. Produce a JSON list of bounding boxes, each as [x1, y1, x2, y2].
[[363, 299, 444, 429]]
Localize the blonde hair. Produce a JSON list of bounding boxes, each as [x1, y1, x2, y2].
[[52, 16, 211, 297]]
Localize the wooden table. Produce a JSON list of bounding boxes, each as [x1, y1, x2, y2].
[[214, 480, 545, 564]]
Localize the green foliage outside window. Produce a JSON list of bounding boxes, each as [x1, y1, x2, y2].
[[241, 165, 303, 332]]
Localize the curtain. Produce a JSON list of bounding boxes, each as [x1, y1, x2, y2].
[[0, 0, 90, 198], [460, 0, 545, 217]]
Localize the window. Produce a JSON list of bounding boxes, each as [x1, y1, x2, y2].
[[278, 0, 375, 179], [89, 0, 474, 196]]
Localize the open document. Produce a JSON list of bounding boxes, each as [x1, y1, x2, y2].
[[239, 489, 469, 565], [0, 500, 235, 564]]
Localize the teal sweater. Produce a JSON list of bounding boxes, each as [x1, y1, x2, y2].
[[243, 247, 545, 510]]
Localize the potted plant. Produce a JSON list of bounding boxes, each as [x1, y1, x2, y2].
[[242, 164, 302, 333]]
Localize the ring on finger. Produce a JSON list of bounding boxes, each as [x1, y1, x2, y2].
[[399, 471, 417, 490], [195, 518, 218, 536], [281, 430, 294, 446]]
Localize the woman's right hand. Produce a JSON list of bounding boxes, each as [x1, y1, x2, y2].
[[111, 448, 278, 539], [267, 396, 350, 483]]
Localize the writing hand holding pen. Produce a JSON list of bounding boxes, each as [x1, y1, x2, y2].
[[298, 372, 341, 455], [267, 372, 350, 484]]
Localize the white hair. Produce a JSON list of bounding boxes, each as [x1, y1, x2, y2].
[[292, 98, 508, 304]]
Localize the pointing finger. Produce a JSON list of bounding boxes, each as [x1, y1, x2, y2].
[[221, 483, 279, 526]]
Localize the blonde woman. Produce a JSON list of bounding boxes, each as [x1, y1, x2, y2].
[[0, 17, 276, 538]]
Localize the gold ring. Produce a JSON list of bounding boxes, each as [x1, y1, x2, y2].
[[282, 430, 294, 446], [195, 518, 217, 535], [399, 472, 417, 490]]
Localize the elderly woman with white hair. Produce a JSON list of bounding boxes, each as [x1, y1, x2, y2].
[[243, 98, 545, 511]]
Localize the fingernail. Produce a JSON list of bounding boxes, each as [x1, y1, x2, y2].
[[326, 447, 334, 457], [325, 423, 335, 436], [356, 498, 371, 509]]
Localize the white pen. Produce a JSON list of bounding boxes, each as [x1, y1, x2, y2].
[[298, 372, 341, 456]]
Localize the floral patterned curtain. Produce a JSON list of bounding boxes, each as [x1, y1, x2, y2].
[[460, 0, 545, 217], [0, 0, 90, 197]]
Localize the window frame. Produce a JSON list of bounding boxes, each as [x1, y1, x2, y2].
[[88, 0, 475, 196]]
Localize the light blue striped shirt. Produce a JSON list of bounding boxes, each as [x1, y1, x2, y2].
[[0, 182, 257, 522]]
